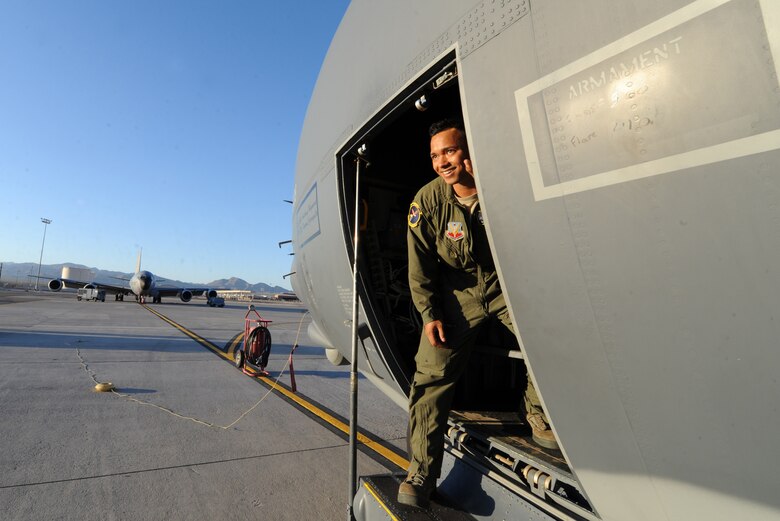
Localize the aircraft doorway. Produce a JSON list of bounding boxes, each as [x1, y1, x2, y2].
[[336, 50, 595, 518], [336, 52, 527, 413]]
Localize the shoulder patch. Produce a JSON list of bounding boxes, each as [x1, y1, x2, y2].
[[408, 202, 422, 228]]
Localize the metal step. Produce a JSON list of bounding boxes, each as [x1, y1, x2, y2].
[[354, 473, 478, 521], [353, 412, 598, 520], [446, 411, 597, 520]]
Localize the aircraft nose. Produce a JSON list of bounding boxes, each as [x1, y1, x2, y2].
[[140, 275, 151, 291]]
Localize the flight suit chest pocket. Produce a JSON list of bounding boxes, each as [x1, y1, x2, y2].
[[438, 236, 467, 269]]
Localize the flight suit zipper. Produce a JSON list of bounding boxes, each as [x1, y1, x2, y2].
[[466, 202, 488, 316]]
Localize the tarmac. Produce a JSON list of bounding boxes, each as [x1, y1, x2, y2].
[[0, 289, 409, 520]]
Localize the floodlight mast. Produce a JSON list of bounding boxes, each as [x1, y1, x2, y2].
[[35, 218, 52, 291]]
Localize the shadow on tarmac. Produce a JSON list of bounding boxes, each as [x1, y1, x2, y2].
[[0, 330, 211, 353], [0, 330, 324, 361], [266, 370, 365, 380], [113, 387, 157, 394]]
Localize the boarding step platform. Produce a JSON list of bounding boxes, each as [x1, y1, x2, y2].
[[352, 412, 598, 521], [353, 473, 477, 521], [444, 411, 597, 520]]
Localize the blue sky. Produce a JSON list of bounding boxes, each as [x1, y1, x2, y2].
[[0, 0, 349, 288]]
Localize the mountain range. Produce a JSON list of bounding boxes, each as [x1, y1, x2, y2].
[[0, 262, 291, 294]]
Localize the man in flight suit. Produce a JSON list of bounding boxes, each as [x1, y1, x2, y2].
[[398, 119, 558, 509]]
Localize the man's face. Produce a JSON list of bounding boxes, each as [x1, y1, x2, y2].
[[430, 128, 471, 187]]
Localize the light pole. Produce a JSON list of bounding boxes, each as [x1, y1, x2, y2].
[[35, 218, 52, 291]]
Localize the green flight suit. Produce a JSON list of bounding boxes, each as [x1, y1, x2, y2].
[[405, 176, 543, 480]]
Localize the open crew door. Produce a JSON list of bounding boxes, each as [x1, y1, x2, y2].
[[336, 49, 597, 520]]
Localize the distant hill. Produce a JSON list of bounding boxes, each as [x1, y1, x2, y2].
[[0, 262, 290, 293], [205, 277, 290, 294]]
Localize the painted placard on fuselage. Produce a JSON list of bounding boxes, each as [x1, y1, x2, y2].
[[516, 0, 780, 200]]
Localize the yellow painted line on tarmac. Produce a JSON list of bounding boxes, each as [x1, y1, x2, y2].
[[252, 370, 409, 470], [142, 304, 230, 360], [226, 332, 244, 360], [141, 304, 409, 470]]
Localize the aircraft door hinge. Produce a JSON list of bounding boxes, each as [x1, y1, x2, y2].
[[433, 66, 458, 89], [522, 464, 555, 499]]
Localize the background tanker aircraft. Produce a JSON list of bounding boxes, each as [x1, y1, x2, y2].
[[291, 0, 780, 519], [47, 252, 217, 304]]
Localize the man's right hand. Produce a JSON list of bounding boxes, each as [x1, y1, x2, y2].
[[424, 320, 448, 348]]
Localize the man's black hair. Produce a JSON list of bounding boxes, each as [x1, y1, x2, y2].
[[428, 118, 465, 138]]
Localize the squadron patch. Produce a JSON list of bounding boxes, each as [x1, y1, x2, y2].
[[408, 202, 422, 228], [446, 222, 465, 241]]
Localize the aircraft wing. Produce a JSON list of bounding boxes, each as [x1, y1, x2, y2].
[[154, 286, 214, 298], [48, 277, 130, 294]]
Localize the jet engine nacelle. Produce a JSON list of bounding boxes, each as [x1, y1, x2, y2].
[[179, 290, 193, 303], [205, 289, 217, 299], [48, 279, 63, 292]]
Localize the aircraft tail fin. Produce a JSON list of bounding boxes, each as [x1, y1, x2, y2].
[[135, 248, 142, 273]]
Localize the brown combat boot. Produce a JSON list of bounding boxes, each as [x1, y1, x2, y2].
[[527, 413, 559, 450], [397, 473, 435, 509]]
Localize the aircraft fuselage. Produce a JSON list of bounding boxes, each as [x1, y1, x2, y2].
[[292, 0, 780, 519], [129, 270, 155, 297]]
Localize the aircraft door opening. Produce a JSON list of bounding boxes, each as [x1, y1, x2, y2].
[[335, 47, 596, 519], [336, 52, 531, 413]]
